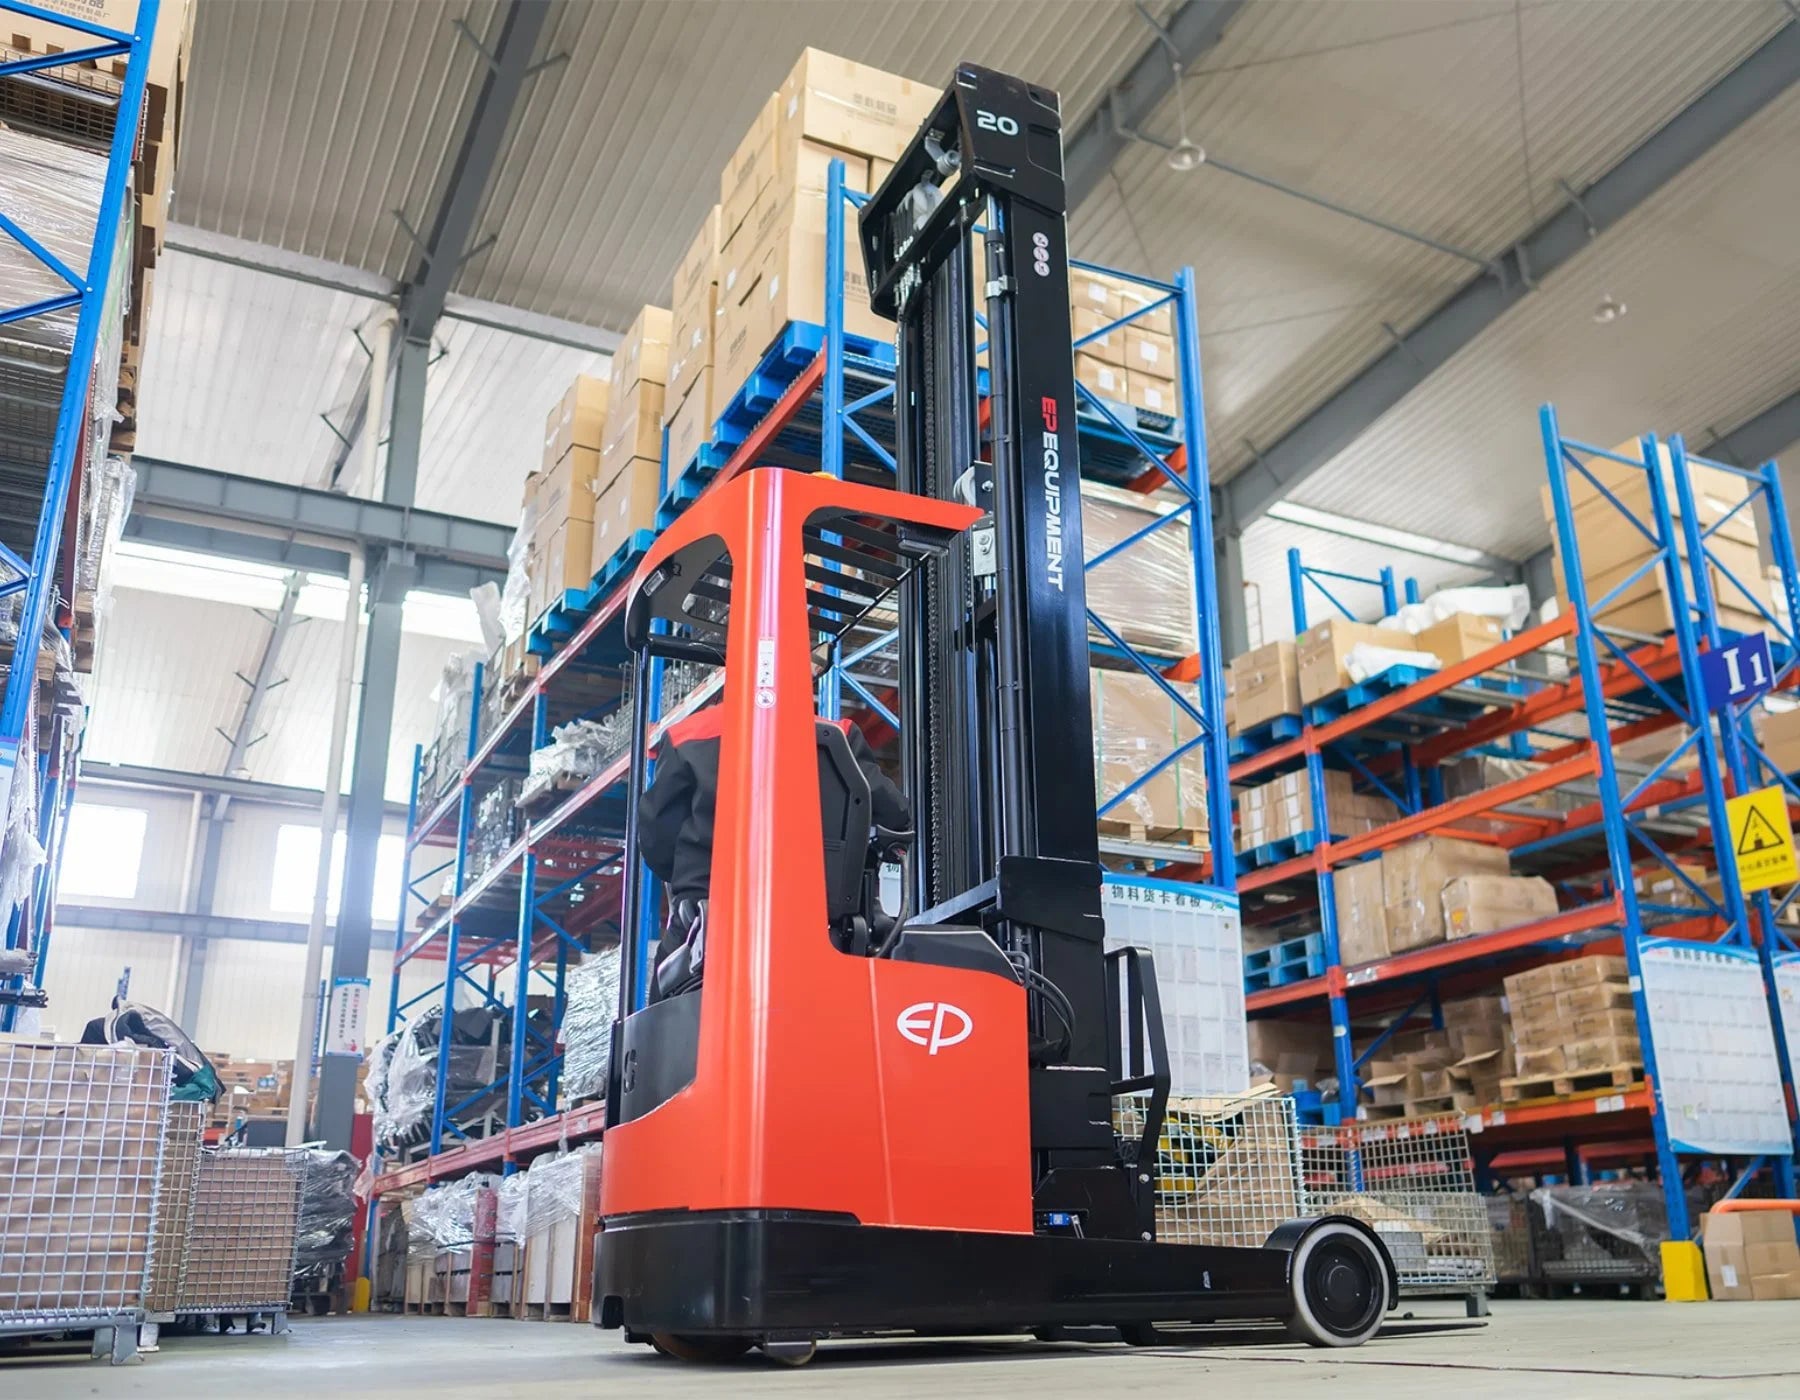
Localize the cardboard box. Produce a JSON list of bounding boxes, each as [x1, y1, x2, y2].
[[1414, 612, 1505, 667], [612, 304, 671, 393], [1568, 1008, 1638, 1041], [527, 446, 601, 529], [590, 457, 661, 576], [671, 205, 722, 313], [1230, 641, 1302, 733], [1333, 856, 1388, 966], [1091, 667, 1208, 835], [1546, 442, 1759, 556], [1296, 618, 1414, 706], [1116, 282, 1173, 336], [1381, 836, 1511, 952], [1551, 534, 1772, 638], [1552, 954, 1628, 992], [719, 91, 780, 243], [1126, 371, 1177, 417], [1073, 304, 1123, 366], [1123, 326, 1174, 377], [776, 47, 937, 163], [531, 519, 596, 620], [1555, 981, 1634, 1018], [1069, 268, 1122, 319], [543, 375, 610, 468], [1075, 352, 1126, 402], [1248, 1020, 1330, 1093], [669, 282, 717, 405], [665, 367, 715, 475], [1759, 705, 1800, 777], [716, 175, 886, 393], [1441, 875, 1558, 939], [600, 380, 665, 491]]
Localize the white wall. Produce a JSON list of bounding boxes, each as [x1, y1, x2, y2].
[[47, 788, 449, 1061]]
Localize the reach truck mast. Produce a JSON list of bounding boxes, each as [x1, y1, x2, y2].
[[594, 62, 1396, 1363]]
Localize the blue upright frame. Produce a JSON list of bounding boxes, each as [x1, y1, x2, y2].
[[1540, 405, 1799, 1237], [0, 0, 160, 1021]]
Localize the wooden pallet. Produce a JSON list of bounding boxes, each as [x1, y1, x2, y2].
[[1499, 1063, 1642, 1102], [1096, 817, 1208, 851], [517, 1301, 574, 1322]]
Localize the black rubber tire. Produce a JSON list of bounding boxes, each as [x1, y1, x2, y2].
[[1284, 1221, 1388, 1348], [649, 1333, 753, 1364]]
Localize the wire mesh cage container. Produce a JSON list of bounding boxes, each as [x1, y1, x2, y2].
[[1118, 1093, 1306, 1248], [1485, 1193, 1533, 1286], [144, 1101, 206, 1316], [176, 1148, 307, 1314], [1299, 1114, 1496, 1294], [0, 1041, 173, 1332], [1528, 1182, 1665, 1290]]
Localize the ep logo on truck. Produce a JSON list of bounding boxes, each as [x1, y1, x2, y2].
[[897, 1002, 972, 1054]]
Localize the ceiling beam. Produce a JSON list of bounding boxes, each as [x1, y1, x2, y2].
[[216, 572, 303, 788], [1701, 387, 1800, 469], [1222, 19, 1800, 532], [131, 457, 513, 568], [398, 0, 553, 345], [162, 224, 619, 356], [1064, 0, 1246, 208], [82, 761, 409, 818]]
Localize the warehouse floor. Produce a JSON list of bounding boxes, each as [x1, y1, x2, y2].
[[9, 1300, 1800, 1398]]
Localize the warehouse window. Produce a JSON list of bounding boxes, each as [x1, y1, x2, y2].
[[60, 804, 150, 900], [270, 826, 404, 923]]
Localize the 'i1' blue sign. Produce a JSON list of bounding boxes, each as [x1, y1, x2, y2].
[[1700, 633, 1774, 713]]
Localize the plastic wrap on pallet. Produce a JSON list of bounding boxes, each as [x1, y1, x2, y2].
[[1381, 584, 1531, 635], [1090, 668, 1207, 836], [1529, 1183, 1668, 1253], [522, 713, 633, 801], [515, 1145, 600, 1238], [365, 1027, 436, 1153], [498, 506, 536, 646], [76, 455, 136, 598], [1082, 483, 1198, 659], [496, 1169, 530, 1242], [412, 1171, 501, 1250], [0, 127, 106, 355], [560, 948, 621, 1103], [293, 1149, 359, 1284], [1345, 641, 1442, 684], [0, 716, 44, 918]]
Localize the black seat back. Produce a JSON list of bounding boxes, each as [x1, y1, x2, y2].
[[815, 722, 872, 921]]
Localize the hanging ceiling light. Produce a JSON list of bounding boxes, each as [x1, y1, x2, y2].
[[1593, 293, 1627, 325], [1166, 60, 1205, 172]]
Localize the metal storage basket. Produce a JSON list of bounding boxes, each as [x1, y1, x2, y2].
[[176, 1147, 307, 1314]]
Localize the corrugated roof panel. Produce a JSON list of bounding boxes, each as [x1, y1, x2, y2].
[[135, 251, 379, 485], [1071, 0, 1788, 484], [1290, 83, 1800, 563], [180, 0, 499, 280]]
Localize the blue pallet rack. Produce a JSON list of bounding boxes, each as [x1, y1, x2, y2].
[[1236, 408, 1799, 1243], [0, 0, 159, 1029], [373, 156, 1236, 1190]]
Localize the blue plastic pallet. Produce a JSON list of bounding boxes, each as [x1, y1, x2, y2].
[[657, 321, 897, 530], [524, 529, 659, 658], [1235, 828, 1329, 873], [1244, 952, 1325, 991], [1227, 713, 1304, 761]]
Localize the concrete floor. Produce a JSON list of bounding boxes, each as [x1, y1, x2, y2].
[[7, 1300, 1800, 1398]]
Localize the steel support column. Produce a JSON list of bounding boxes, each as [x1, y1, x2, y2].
[[1214, 521, 1249, 658]]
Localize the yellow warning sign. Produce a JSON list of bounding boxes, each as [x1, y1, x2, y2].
[[1726, 785, 1797, 893]]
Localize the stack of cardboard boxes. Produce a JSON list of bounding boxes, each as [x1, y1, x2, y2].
[[716, 50, 934, 397], [1501, 954, 1640, 1095], [1229, 640, 1301, 734], [1543, 442, 1777, 637], [527, 375, 608, 622], [208, 1054, 294, 1123], [1091, 667, 1208, 845], [1071, 268, 1180, 420], [1701, 1209, 1800, 1300], [595, 306, 671, 569], [1361, 994, 1511, 1118], [666, 207, 722, 477], [1333, 836, 1551, 965], [1294, 618, 1412, 706], [1235, 769, 1396, 853]]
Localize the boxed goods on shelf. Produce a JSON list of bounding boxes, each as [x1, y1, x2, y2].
[[1069, 267, 1179, 417], [542, 374, 610, 468], [1082, 481, 1197, 657], [1229, 640, 1301, 733], [667, 206, 722, 467], [1412, 612, 1505, 667], [1441, 874, 1558, 939], [1248, 1019, 1331, 1094], [1295, 618, 1413, 705], [1236, 769, 1396, 851], [1075, 354, 1125, 402], [592, 455, 661, 576], [1502, 954, 1639, 1093], [1700, 1209, 1800, 1300], [1358, 998, 1510, 1116], [1090, 667, 1207, 841], [1382, 836, 1510, 952], [1333, 856, 1388, 964], [1756, 704, 1800, 775]]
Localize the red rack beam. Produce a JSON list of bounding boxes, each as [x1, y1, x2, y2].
[[371, 1100, 609, 1195]]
